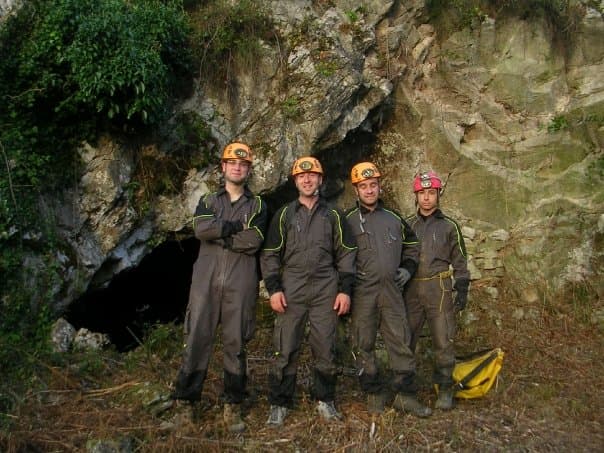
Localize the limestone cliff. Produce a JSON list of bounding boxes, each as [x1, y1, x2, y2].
[[33, 0, 602, 317]]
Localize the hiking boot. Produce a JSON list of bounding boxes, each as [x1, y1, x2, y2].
[[266, 405, 288, 426], [316, 400, 343, 421], [392, 394, 432, 418], [223, 403, 245, 433], [367, 392, 387, 414], [435, 388, 455, 410]]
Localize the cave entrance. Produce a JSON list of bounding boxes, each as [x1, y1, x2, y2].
[[65, 237, 199, 351]]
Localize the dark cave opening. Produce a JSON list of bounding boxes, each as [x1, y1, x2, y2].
[[65, 237, 199, 351]]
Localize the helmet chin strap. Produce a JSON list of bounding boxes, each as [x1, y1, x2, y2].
[[356, 198, 366, 233]]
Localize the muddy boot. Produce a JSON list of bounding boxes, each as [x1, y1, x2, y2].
[[316, 400, 343, 421], [435, 388, 455, 410], [367, 392, 388, 414], [393, 394, 432, 418], [266, 405, 288, 426], [223, 403, 245, 433]]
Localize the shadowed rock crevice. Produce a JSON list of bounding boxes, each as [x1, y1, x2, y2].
[[65, 237, 198, 351]]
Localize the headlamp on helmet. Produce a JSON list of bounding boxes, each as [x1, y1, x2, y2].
[[413, 171, 442, 192], [222, 142, 253, 163], [351, 162, 381, 184], [291, 157, 324, 176]]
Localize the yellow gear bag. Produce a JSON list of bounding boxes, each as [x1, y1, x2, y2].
[[437, 348, 504, 399]]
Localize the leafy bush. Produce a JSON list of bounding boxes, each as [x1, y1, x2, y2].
[[188, 0, 274, 90], [548, 115, 570, 132], [64, 0, 192, 125], [0, 0, 192, 192]]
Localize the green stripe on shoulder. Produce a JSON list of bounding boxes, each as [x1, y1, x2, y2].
[[262, 206, 288, 251], [331, 209, 357, 250], [444, 216, 467, 258], [346, 207, 359, 218]]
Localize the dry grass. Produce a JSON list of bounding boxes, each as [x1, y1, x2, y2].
[[2, 292, 603, 452]]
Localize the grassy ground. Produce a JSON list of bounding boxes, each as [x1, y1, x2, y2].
[[2, 289, 603, 452]]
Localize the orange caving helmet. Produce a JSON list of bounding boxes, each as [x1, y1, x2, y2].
[[351, 162, 381, 184], [291, 156, 323, 176], [222, 142, 253, 163]]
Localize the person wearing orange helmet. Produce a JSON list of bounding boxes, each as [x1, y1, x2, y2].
[[404, 170, 471, 410], [261, 156, 357, 426], [171, 142, 268, 433], [345, 162, 431, 417]]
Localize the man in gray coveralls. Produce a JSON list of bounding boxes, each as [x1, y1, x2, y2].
[[261, 156, 357, 426], [346, 162, 432, 417], [171, 142, 267, 433]]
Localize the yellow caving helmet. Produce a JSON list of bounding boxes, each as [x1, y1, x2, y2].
[[291, 156, 323, 176], [222, 142, 253, 163], [350, 162, 381, 184]]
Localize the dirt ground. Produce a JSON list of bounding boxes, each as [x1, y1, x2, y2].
[[2, 291, 603, 452]]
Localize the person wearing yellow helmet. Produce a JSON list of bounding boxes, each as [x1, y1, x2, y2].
[[171, 142, 268, 433], [261, 156, 356, 426], [404, 170, 471, 411], [345, 162, 431, 417]]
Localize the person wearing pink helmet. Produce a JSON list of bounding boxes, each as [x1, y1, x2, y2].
[[404, 171, 471, 410]]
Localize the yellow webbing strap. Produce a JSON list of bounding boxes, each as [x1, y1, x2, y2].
[[412, 270, 453, 312]]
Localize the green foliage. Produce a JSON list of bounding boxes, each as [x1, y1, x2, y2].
[[127, 113, 216, 217], [426, 0, 488, 31], [188, 0, 274, 89], [64, 0, 192, 125], [426, 0, 582, 37], [345, 10, 359, 23], [0, 1, 193, 270], [123, 322, 182, 373], [548, 114, 570, 132], [170, 111, 214, 160], [0, 0, 192, 202], [282, 96, 302, 119], [316, 60, 338, 77], [0, 277, 53, 427]]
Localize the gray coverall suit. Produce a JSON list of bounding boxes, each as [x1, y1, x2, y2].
[[345, 201, 421, 395], [261, 198, 357, 407], [404, 208, 470, 387], [172, 186, 267, 403]]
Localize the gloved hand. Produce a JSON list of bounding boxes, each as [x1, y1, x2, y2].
[[222, 236, 233, 249], [221, 220, 244, 237], [454, 278, 470, 312], [454, 292, 467, 312], [394, 267, 411, 292]]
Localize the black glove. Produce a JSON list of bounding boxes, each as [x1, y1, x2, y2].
[[454, 278, 470, 312], [222, 236, 233, 249], [394, 268, 411, 292], [221, 220, 243, 237]]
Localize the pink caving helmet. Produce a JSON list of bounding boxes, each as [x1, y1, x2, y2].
[[413, 171, 443, 192]]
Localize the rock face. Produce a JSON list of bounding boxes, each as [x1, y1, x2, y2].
[[0, 0, 19, 20], [36, 1, 602, 312]]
